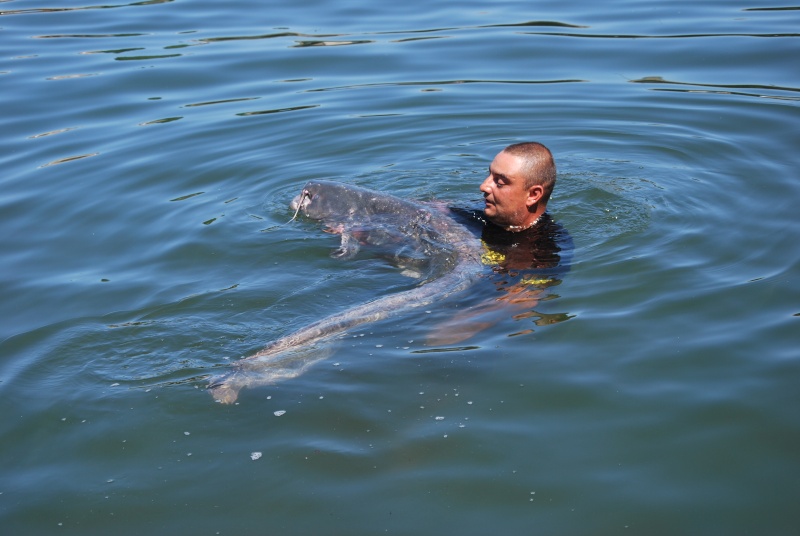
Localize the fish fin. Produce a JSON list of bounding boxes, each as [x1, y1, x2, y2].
[[331, 232, 360, 259], [207, 377, 241, 405]]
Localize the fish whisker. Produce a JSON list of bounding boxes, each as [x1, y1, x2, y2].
[[261, 189, 310, 232]]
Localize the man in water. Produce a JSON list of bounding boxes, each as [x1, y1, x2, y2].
[[432, 141, 571, 343], [478, 141, 568, 272], [481, 141, 556, 233]]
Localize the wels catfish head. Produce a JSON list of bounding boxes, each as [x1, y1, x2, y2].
[[290, 180, 362, 222]]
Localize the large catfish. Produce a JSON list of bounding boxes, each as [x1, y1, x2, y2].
[[207, 180, 483, 404]]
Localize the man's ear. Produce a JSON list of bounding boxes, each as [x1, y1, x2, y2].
[[526, 184, 544, 207]]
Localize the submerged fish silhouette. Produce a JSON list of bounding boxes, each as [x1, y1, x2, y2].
[[207, 180, 482, 404]]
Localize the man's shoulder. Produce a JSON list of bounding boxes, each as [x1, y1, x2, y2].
[[447, 205, 489, 232], [473, 210, 572, 274]]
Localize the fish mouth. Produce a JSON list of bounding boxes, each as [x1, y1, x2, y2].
[[290, 188, 312, 213]]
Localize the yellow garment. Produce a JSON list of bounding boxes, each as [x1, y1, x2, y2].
[[480, 241, 506, 265], [520, 275, 554, 286], [480, 241, 554, 286]]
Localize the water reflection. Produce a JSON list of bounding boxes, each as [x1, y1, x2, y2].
[[306, 79, 586, 93], [35, 33, 148, 38], [46, 73, 98, 80], [743, 6, 800, 11], [522, 30, 800, 38], [199, 32, 341, 44], [28, 127, 77, 139], [0, 0, 173, 16], [115, 53, 181, 61], [184, 97, 260, 108], [478, 20, 588, 29], [39, 152, 99, 167], [630, 76, 800, 101], [293, 39, 373, 47], [81, 47, 146, 55], [237, 104, 319, 116], [139, 116, 182, 125]]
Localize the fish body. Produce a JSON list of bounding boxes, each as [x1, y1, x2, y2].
[[208, 180, 482, 404]]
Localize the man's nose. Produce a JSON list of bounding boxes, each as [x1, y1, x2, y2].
[[480, 176, 491, 193]]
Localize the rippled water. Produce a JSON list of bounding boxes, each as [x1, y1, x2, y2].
[[2, 1, 799, 534]]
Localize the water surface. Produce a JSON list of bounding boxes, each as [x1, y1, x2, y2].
[[1, 0, 799, 534]]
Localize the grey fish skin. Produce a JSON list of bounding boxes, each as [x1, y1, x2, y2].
[[292, 180, 449, 266], [207, 180, 482, 404]]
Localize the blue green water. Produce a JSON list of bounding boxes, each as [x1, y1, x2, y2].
[[2, 1, 799, 534]]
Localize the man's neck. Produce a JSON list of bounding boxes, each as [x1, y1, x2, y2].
[[503, 208, 547, 233]]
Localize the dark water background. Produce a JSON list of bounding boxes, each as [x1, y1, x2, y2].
[[2, 0, 799, 534]]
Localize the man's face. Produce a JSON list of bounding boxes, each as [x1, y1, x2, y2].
[[480, 151, 531, 228]]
